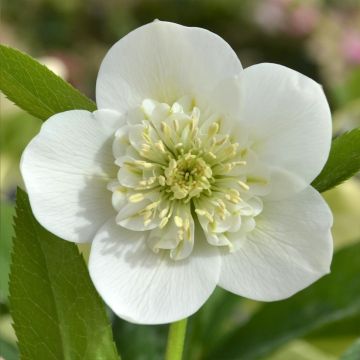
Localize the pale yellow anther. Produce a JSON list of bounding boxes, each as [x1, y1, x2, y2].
[[171, 102, 183, 114], [177, 229, 184, 241], [168, 158, 177, 171], [159, 208, 169, 218], [225, 192, 239, 204], [129, 193, 144, 203], [208, 122, 219, 137], [195, 209, 206, 216], [142, 131, 152, 143], [234, 160, 247, 166], [145, 201, 160, 211], [172, 186, 188, 199], [134, 160, 154, 169], [174, 216, 183, 227], [144, 219, 152, 226], [161, 121, 171, 136], [173, 119, 180, 132], [216, 135, 229, 146], [158, 175, 166, 186], [189, 119, 195, 133], [186, 228, 191, 239], [230, 189, 240, 196], [204, 167, 212, 178], [238, 180, 250, 190], [223, 143, 239, 157], [227, 242, 235, 253], [191, 107, 200, 119], [188, 188, 201, 198], [141, 144, 151, 152], [195, 208, 213, 222], [155, 141, 166, 153], [208, 152, 217, 160], [184, 218, 190, 230], [159, 217, 169, 229], [143, 211, 153, 221]]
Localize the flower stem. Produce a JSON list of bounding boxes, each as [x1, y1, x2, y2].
[[165, 318, 188, 360]]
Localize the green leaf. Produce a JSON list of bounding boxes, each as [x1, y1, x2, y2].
[[0, 201, 15, 303], [340, 338, 360, 360], [307, 314, 360, 339], [205, 242, 360, 360], [333, 69, 360, 108], [0, 45, 96, 120], [312, 128, 360, 193], [9, 188, 119, 360], [112, 317, 167, 360], [0, 337, 19, 360], [185, 288, 244, 360]]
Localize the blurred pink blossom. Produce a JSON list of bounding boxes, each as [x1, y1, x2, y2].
[[342, 30, 360, 64], [254, 0, 319, 37], [290, 6, 319, 36]]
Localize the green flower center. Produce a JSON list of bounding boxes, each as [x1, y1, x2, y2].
[[163, 152, 213, 201]]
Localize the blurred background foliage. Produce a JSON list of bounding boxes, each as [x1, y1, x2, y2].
[[1, 0, 359, 359]]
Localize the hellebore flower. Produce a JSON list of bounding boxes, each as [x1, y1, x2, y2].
[[21, 21, 333, 324]]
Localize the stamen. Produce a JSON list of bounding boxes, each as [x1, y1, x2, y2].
[[134, 160, 154, 169], [154, 141, 166, 153], [158, 175, 166, 186], [129, 193, 144, 203], [238, 180, 250, 191], [174, 216, 183, 227], [208, 122, 219, 137], [159, 217, 169, 229], [110, 96, 258, 259], [208, 152, 217, 160]]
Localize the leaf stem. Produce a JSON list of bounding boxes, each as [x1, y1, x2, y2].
[[165, 318, 188, 360]]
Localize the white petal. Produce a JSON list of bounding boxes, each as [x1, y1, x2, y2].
[[89, 218, 221, 324], [111, 188, 127, 211], [20, 110, 121, 243], [219, 186, 333, 301], [117, 165, 142, 188], [113, 125, 130, 158], [148, 204, 195, 260], [266, 166, 309, 201], [147, 221, 180, 251], [115, 197, 160, 231], [198, 75, 245, 135], [128, 124, 147, 151], [170, 209, 195, 260], [206, 232, 232, 247], [238, 63, 332, 186], [96, 21, 242, 112], [245, 164, 271, 197]]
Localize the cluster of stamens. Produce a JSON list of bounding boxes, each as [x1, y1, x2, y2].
[[110, 97, 261, 259]]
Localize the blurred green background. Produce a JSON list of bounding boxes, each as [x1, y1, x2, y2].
[[1, 0, 360, 359]]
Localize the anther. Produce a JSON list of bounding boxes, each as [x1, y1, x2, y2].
[[238, 180, 250, 190], [159, 217, 169, 228], [174, 216, 183, 227], [129, 193, 144, 203], [208, 122, 219, 137]]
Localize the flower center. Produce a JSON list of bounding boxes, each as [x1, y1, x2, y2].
[[109, 96, 266, 260], [163, 153, 213, 201]]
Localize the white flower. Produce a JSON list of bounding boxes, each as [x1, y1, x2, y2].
[[21, 21, 333, 324]]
